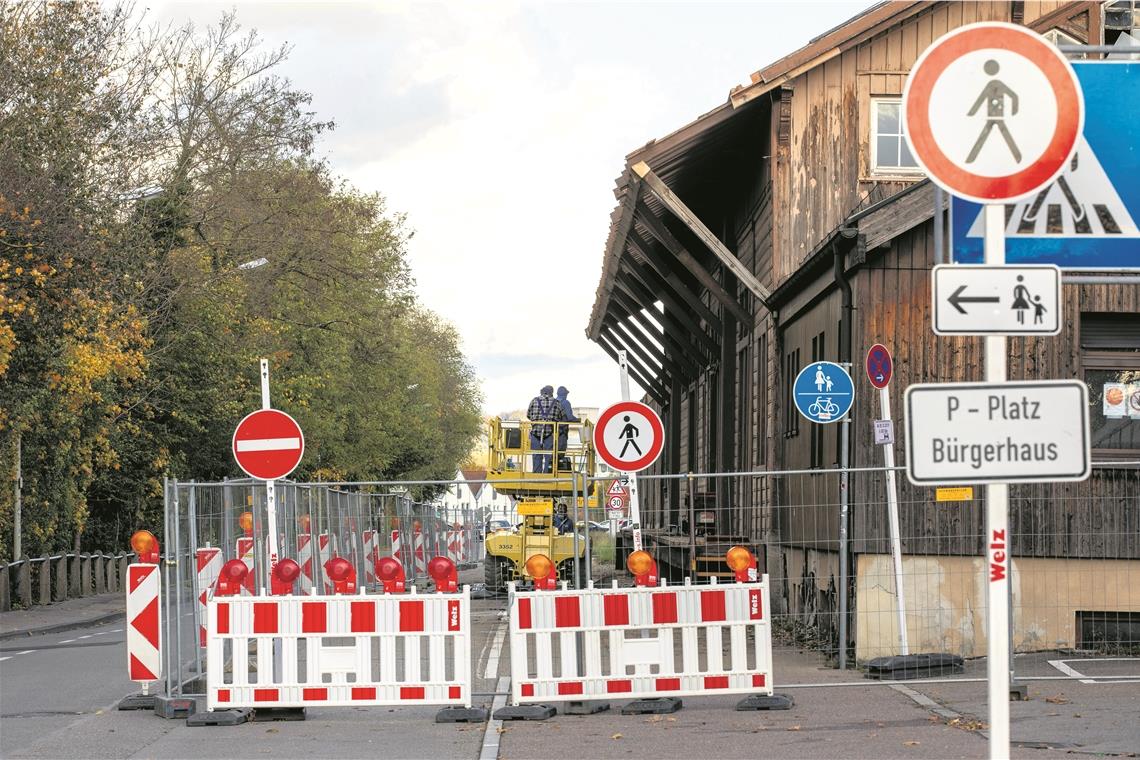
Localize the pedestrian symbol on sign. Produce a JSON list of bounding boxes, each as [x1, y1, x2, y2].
[[966, 60, 1021, 164], [618, 416, 642, 458]]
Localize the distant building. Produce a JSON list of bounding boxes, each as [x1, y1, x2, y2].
[[433, 468, 514, 525]]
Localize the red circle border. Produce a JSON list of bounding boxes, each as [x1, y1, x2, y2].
[[593, 401, 664, 473], [903, 23, 1083, 202], [866, 344, 893, 390]]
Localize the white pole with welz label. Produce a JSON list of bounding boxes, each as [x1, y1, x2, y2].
[[260, 358, 280, 575], [983, 204, 1010, 756], [878, 386, 909, 656], [617, 350, 642, 552]]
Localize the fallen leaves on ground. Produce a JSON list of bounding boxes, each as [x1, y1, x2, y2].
[[903, 740, 921, 747], [949, 717, 988, 731], [611, 733, 623, 740], [787, 725, 802, 731], [1044, 694, 1069, 704]]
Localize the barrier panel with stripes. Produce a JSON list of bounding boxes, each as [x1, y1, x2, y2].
[[206, 588, 473, 710], [507, 576, 773, 705]]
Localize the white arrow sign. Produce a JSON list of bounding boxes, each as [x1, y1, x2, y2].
[[932, 264, 1061, 336], [905, 380, 1090, 486]]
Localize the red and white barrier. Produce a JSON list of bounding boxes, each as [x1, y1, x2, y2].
[[236, 536, 255, 594], [413, 530, 426, 577], [362, 530, 379, 585], [205, 589, 473, 709], [298, 533, 315, 593], [507, 576, 773, 704], [126, 563, 163, 684], [196, 547, 223, 646]]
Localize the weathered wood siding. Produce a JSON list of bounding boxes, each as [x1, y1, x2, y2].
[[773, 2, 1013, 282]]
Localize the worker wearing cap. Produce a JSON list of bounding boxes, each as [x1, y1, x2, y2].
[[555, 386, 579, 471]]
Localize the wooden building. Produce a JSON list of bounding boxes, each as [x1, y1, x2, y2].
[[586, 1, 1140, 658]]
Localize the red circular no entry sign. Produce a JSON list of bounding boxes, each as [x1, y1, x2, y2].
[[593, 401, 664, 473], [902, 22, 1083, 203], [232, 408, 304, 480]]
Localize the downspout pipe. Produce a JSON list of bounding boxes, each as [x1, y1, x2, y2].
[[833, 228, 856, 669]]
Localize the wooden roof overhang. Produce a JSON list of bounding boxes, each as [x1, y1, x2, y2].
[[585, 96, 770, 402]]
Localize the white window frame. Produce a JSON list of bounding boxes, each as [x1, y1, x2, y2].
[[870, 97, 923, 176]]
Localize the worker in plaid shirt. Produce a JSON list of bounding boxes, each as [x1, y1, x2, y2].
[[527, 385, 565, 473]]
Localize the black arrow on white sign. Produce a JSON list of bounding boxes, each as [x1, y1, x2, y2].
[[948, 285, 1000, 315]]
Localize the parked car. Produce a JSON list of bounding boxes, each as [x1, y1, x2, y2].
[[485, 519, 513, 535], [576, 520, 610, 533]]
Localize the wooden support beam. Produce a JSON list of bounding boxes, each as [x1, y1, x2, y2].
[[610, 286, 703, 378], [633, 161, 771, 306], [607, 308, 690, 383], [605, 322, 669, 387], [595, 333, 667, 404], [619, 261, 720, 359], [634, 199, 752, 325], [626, 233, 722, 330]]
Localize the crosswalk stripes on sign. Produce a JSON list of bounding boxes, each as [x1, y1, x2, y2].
[[964, 137, 1138, 238]]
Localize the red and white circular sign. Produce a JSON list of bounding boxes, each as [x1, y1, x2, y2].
[[593, 401, 664, 473], [902, 22, 1083, 203], [232, 408, 304, 480]]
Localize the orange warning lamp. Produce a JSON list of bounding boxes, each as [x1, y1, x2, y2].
[[130, 530, 160, 564], [725, 545, 758, 583], [627, 550, 659, 587], [389, 516, 400, 531], [428, 556, 458, 593], [215, 559, 249, 597], [238, 511, 254, 536], [525, 553, 557, 591], [324, 556, 356, 595], [376, 556, 406, 593], [298, 514, 311, 534], [412, 520, 422, 533], [271, 558, 301, 595]]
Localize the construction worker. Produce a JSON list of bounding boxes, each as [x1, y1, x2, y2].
[[527, 385, 565, 473], [555, 386, 579, 471]]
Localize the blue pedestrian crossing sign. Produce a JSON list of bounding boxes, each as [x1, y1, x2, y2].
[[952, 62, 1140, 268], [793, 361, 854, 424]]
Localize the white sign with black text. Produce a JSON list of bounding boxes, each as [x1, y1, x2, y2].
[[932, 264, 1061, 336], [905, 380, 1090, 486], [873, 419, 895, 446]]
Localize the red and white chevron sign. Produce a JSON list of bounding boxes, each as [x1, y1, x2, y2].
[[126, 563, 162, 683], [196, 548, 223, 647]]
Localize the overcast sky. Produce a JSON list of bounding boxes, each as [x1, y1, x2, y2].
[[147, 0, 870, 416]]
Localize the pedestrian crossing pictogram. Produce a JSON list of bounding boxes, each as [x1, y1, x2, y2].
[[964, 138, 1138, 238]]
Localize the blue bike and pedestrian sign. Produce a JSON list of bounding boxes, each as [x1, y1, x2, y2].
[[793, 361, 854, 424]]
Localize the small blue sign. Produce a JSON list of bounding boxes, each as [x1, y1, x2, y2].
[[793, 361, 854, 424], [952, 62, 1140, 268]]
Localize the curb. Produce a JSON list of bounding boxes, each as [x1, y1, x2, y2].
[[0, 609, 125, 641]]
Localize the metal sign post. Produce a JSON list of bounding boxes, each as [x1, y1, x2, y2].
[[982, 205, 1010, 755], [617, 350, 642, 552], [260, 359, 280, 575], [880, 387, 908, 656]]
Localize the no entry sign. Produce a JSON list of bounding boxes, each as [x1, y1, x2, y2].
[[232, 409, 304, 480], [902, 22, 1083, 203], [593, 401, 664, 473]]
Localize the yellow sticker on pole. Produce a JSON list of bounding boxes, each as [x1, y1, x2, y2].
[[936, 486, 974, 502]]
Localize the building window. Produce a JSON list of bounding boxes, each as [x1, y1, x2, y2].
[[871, 98, 921, 174], [1105, 1, 1140, 46], [810, 332, 826, 468], [1081, 312, 1140, 456], [784, 348, 800, 438]]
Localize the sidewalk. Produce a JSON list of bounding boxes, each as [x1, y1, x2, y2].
[[0, 593, 125, 640]]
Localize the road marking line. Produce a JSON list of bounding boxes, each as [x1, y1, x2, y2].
[[78, 635, 92, 639], [17, 650, 33, 655], [59, 639, 76, 644], [483, 622, 507, 680], [1049, 658, 1140, 684], [0, 656, 10, 662], [479, 675, 509, 760], [108, 629, 123, 633], [235, 437, 300, 452]]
